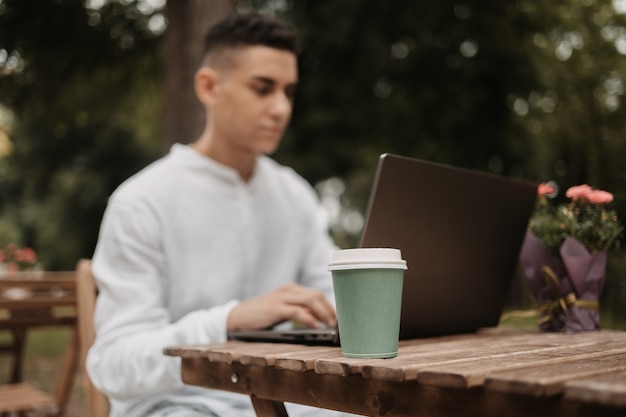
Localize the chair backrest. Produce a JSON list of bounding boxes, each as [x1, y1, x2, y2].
[[76, 259, 109, 417]]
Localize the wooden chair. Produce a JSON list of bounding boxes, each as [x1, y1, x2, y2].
[[75, 259, 109, 417], [0, 271, 79, 416]]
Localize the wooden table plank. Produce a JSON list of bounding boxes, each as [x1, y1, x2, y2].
[[239, 343, 334, 367], [485, 351, 626, 397], [0, 277, 75, 288], [180, 357, 625, 417], [163, 344, 216, 359], [363, 343, 585, 382], [165, 341, 256, 362], [328, 331, 622, 381], [314, 333, 534, 378], [166, 341, 327, 364], [564, 369, 626, 408], [415, 341, 626, 389], [275, 348, 343, 372], [0, 316, 75, 329]]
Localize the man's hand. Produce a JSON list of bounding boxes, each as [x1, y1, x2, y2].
[[227, 283, 336, 331]]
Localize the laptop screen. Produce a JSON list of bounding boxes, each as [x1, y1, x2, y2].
[[360, 154, 538, 338]]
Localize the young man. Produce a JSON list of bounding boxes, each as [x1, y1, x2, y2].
[[88, 13, 347, 417]]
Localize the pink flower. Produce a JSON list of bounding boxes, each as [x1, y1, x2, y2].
[[586, 190, 614, 204], [14, 248, 37, 264], [565, 184, 593, 201], [1, 245, 40, 271], [538, 182, 556, 196]]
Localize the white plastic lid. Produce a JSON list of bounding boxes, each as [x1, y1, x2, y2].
[[328, 248, 408, 271]]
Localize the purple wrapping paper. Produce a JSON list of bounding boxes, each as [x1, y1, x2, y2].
[[518, 231, 605, 332], [560, 237, 606, 331]]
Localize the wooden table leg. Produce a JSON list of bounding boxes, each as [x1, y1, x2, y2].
[[251, 396, 289, 417], [10, 328, 27, 384]]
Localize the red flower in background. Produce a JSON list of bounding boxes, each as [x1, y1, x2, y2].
[[565, 184, 593, 201], [538, 182, 556, 196], [0, 244, 40, 274], [586, 190, 614, 204]]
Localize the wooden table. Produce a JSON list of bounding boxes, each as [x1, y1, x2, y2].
[[0, 271, 78, 416], [165, 327, 626, 417], [0, 272, 76, 383]]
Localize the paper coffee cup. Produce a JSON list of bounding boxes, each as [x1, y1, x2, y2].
[[329, 248, 407, 359]]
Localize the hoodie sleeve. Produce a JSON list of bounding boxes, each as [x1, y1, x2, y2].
[[86, 200, 238, 400]]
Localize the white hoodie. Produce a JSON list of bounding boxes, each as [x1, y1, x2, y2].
[[88, 144, 339, 417]]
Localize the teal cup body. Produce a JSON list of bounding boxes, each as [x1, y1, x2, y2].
[[329, 248, 407, 359]]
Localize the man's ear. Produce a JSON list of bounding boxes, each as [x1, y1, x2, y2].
[[194, 67, 220, 106]]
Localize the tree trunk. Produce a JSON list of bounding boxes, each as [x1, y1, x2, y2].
[[163, 0, 236, 151]]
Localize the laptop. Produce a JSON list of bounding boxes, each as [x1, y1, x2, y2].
[[228, 153, 538, 344]]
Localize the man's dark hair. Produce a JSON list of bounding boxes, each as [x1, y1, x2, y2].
[[202, 12, 299, 59]]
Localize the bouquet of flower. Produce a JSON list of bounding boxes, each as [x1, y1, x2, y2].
[[529, 183, 622, 254], [0, 243, 39, 274], [519, 183, 623, 332]]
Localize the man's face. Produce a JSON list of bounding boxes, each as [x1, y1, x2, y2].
[[209, 45, 298, 157]]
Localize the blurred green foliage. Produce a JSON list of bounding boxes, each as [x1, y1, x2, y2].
[[1, 0, 626, 324], [0, 0, 162, 268]]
